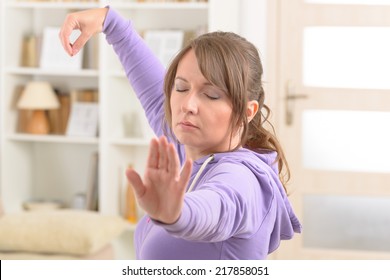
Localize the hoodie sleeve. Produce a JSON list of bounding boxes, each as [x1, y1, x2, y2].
[[155, 163, 268, 242], [102, 7, 166, 137]]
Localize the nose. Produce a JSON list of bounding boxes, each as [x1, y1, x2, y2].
[[181, 91, 198, 114]]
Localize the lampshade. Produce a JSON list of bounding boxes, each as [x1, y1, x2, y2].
[[17, 81, 60, 110]]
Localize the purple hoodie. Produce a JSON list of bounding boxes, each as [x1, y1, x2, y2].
[[103, 7, 301, 260]]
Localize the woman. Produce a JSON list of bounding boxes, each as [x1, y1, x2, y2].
[[60, 6, 301, 260]]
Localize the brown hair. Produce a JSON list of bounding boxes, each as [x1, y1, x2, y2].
[[163, 32, 290, 189]]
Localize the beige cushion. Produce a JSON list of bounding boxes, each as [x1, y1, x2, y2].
[[0, 243, 115, 260], [0, 209, 127, 256]]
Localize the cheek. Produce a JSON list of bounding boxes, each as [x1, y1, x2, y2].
[[170, 96, 179, 117], [209, 106, 233, 130]]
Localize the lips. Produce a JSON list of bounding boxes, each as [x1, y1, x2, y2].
[[178, 121, 198, 129]]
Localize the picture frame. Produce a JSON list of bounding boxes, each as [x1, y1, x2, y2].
[[144, 30, 184, 67], [39, 27, 83, 70], [66, 102, 99, 137]]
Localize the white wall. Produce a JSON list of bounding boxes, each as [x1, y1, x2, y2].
[[239, 0, 277, 119], [240, 0, 268, 68], [209, 0, 268, 64]]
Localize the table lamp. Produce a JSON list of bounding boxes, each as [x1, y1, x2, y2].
[[17, 81, 60, 134]]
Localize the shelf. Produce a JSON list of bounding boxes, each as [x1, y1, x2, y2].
[[5, 67, 99, 77], [7, 133, 99, 144], [5, 135, 153, 147]]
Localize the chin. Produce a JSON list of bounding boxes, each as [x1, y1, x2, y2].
[[175, 134, 200, 146]]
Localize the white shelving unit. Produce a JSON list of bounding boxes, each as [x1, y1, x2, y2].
[[0, 0, 239, 259]]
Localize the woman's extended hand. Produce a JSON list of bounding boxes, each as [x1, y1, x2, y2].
[[126, 136, 192, 224], [59, 7, 108, 56]]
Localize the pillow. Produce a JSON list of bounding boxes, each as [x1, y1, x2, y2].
[[0, 209, 128, 256]]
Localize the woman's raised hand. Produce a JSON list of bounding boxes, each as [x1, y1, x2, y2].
[[59, 7, 108, 57], [126, 136, 192, 224]]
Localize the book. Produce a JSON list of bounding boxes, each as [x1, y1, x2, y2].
[[46, 90, 71, 135], [47, 108, 61, 135], [20, 34, 39, 68], [85, 152, 99, 211], [70, 88, 99, 103], [57, 92, 71, 134]]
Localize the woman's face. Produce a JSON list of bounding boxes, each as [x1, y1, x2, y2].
[[170, 50, 240, 159]]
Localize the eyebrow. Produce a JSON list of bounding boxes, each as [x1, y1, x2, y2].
[[175, 76, 213, 86]]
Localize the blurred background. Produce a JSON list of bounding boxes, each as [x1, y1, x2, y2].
[[0, 0, 389, 259]]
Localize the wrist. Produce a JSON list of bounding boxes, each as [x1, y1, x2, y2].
[[150, 213, 181, 225]]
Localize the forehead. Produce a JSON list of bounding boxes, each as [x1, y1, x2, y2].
[[177, 50, 198, 71], [176, 50, 210, 84]]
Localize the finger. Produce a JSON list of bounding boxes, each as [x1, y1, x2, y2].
[[167, 143, 180, 178], [158, 136, 169, 170], [126, 168, 146, 198], [70, 32, 91, 56], [178, 159, 193, 188], [59, 15, 76, 56], [147, 138, 159, 169]]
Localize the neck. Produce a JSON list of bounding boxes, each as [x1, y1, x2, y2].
[[183, 132, 242, 160], [184, 145, 242, 161], [184, 147, 207, 161]]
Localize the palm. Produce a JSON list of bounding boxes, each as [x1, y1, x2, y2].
[[126, 136, 192, 224]]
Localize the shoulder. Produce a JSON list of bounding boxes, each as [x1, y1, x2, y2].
[[199, 155, 260, 194], [202, 149, 278, 191], [209, 160, 257, 179], [210, 149, 272, 176]]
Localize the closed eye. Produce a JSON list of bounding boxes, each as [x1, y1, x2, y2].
[[204, 92, 220, 100], [206, 95, 219, 100]]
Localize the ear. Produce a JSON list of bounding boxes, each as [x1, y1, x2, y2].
[[246, 100, 259, 123]]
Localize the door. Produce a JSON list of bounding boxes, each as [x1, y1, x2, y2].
[[273, 0, 390, 259]]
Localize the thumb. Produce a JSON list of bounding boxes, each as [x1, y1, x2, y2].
[[70, 32, 91, 56], [126, 168, 146, 198]]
